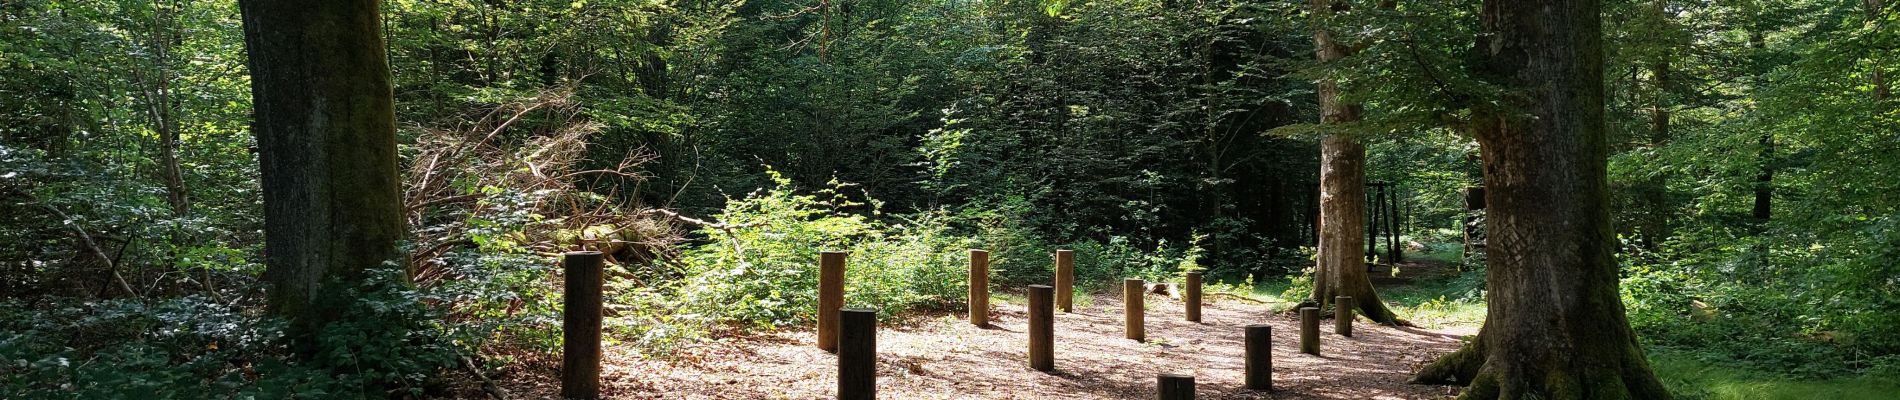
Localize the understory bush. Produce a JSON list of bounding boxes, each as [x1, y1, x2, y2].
[[608, 172, 1225, 355], [0, 267, 472, 399], [1621, 226, 1900, 379], [642, 172, 974, 330]]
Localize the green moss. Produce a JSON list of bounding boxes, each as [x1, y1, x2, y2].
[[1651, 351, 1900, 400]]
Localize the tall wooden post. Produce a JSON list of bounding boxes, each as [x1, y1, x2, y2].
[[1055, 249, 1075, 313], [969, 250, 990, 327], [561, 251, 604, 400], [1124, 278, 1145, 341], [1027, 284, 1055, 371], [1245, 324, 1272, 391], [1183, 272, 1203, 322], [818, 251, 846, 352], [1299, 307, 1320, 356], [1387, 187, 1403, 263], [1334, 295, 1354, 337], [1158, 374, 1195, 400], [838, 308, 877, 400]]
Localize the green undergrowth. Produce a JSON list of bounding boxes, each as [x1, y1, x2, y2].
[[1381, 264, 1487, 328], [608, 172, 1220, 355], [1652, 350, 1900, 400], [1240, 246, 1487, 327]]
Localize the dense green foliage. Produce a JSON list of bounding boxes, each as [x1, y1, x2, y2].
[[2, 0, 1895, 397]]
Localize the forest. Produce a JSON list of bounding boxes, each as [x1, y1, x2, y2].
[[1, 0, 1895, 398]]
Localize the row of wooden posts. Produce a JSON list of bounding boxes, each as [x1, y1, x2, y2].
[[556, 250, 1359, 400]]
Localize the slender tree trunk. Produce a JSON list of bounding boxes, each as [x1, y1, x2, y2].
[[1748, 32, 1773, 223], [1410, 0, 1669, 398], [1870, 0, 1890, 101], [137, 0, 190, 217], [1752, 134, 1773, 221], [1309, 0, 1398, 324], [239, 0, 407, 344], [1640, 59, 1670, 247]]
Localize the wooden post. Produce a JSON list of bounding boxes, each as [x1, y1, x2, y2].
[[1183, 272, 1203, 322], [561, 251, 604, 400], [1158, 373, 1195, 400], [838, 308, 877, 400], [1124, 278, 1145, 341], [1299, 307, 1320, 356], [969, 250, 990, 327], [1244, 324, 1272, 391], [1335, 295, 1354, 337], [1387, 187, 1403, 263], [1027, 284, 1055, 371], [818, 251, 846, 352], [1055, 249, 1075, 313]]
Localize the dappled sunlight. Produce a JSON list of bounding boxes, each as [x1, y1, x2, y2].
[[504, 291, 1469, 399]]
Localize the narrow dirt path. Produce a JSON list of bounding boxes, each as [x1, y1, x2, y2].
[[502, 288, 1469, 399]]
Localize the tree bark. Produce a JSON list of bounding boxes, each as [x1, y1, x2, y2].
[[1310, 0, 1399, 324], [239, 0, 407, 343], [1410, 0, 1670, 398]]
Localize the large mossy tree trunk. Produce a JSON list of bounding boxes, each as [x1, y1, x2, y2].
[[1409, 0, 1670, 398], [238, 0, 406, 346], [1309, 0, 1398, 324]]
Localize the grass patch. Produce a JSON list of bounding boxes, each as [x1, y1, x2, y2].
[[1381, 260, 1486, 328], [1652, 350, 1900, 400], [1403, 238, 1466, 266]]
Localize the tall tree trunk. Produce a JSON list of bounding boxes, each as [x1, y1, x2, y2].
[[1410, 0, 1669, 398], [239, 0, 407, 345], [1640, 57, 1671, 247], [1748, 32, 1773, 223], [1309, 0, 1399, 324], [1870, 0, 1890, 101], [1752, 133, 1773, 221]]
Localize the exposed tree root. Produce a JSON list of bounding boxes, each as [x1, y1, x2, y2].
[[1411, 337, 1672, 400]]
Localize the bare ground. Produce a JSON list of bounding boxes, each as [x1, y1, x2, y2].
[[495, 286, 1470, 399]]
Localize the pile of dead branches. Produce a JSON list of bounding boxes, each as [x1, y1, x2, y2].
[[401, 85, 679, 286]]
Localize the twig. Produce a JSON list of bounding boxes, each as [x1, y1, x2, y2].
[[41, 203, 141, 300], [637, 208, 763, 231], [461, 356, 510, 400], [1209, 292, 1271, 304]]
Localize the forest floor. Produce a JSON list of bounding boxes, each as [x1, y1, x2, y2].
[[491, 260, 1474, 399]]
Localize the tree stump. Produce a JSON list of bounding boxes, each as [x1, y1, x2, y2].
[[1158, 373, 1195, 400], [1335, 295, 1354, 337], [1245, 324, 1272, 391], [1184, 272, 1203, 322], [969, 250, 990, 327], [561, 251, 604, 400], [1055, 250, 1075, 313], [817, 251, 845, 352], [1125, 278, 1145, 341], [1028, 285, 1054, 371], [1299, 307, 1320, 356], [838, 308, 877, 400]]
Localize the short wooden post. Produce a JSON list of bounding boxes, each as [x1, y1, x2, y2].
[[969, 250, 990, 327], [1335, 295, 1354, 337], [1027, 284, 1055, 371], [1299, 307, 1320, 356], [1158, 373, 1195, 400], [1245, 324, 1272, 391], [818, 251, 846, 352], [561, 251, 604, 400], [1125, 278, 1145, 341], [1184, 272, 1203, 322], [1055, 249, 1075, 313], [838, 308, 877, 400]]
